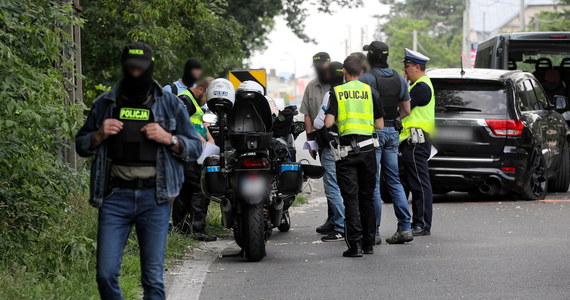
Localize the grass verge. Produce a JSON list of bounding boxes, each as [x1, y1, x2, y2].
[[0, 198, 225, 299]]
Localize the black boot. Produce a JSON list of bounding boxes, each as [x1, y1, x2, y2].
[[343, 240, 363, 257], [362, 242, 374, 255]]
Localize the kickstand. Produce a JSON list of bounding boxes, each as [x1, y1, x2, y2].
[[220, 249, 244, 258]]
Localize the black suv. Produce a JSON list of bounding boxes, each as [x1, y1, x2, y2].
[[426, 68, 570, 200]]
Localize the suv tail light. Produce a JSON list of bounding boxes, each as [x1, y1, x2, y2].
[[485, 119, 524, 136], [240, 157, 270, 168]]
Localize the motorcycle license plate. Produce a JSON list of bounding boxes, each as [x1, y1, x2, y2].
[[240, 176, 266, 197]]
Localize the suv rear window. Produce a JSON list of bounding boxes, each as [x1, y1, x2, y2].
[[432, 80, 508, 115]]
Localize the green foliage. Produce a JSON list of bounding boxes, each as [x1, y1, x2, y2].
[[0, 0, 87, 257], [378, 0, 464, 68], [81, 0, 247, 93], [528, 0, 570, 32], [0, 197, 199, 299], [81, 0, 362, 96]]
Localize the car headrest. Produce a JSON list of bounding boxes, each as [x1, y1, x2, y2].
[[535, 58, 552, 70], [561, 58, 570, 70], [508, 60, 517, 70]]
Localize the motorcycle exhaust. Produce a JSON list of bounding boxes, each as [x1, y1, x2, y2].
[[269, 197, 284, 228], [221, 198, 234, 228]]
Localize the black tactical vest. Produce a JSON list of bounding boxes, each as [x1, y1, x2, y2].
[[371, 69, 401, 120], [107, 97, 158, 166]]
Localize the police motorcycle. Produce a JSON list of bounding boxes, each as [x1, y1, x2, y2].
[[201, 79, 324, 262]]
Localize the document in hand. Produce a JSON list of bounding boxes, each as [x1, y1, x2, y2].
[[197, 142, 221, 164]]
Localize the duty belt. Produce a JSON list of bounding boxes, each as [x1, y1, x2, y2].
[[109, 177, 156, 189], [384, 120, 396, 127], [330, 134, 379, 161]]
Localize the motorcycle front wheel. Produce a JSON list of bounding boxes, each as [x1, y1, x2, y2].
[[243, 204, 266, 262]]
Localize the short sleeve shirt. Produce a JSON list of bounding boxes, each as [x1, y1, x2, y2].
[[326, 82, 384, 120], [300, 78, 331, 121], [409, 82, 432, 108]]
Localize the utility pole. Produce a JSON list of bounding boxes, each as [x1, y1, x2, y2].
[[361, 27, 365, 49], [462, 0, 471, 68], [412, 30, 418, 51], [520, 0, 526, 31], [482, 12, 486, 41]]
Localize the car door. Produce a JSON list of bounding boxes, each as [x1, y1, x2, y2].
[[517, 78, 550, 164], [530, 77, 565, 172]]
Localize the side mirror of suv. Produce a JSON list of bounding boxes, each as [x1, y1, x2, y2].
[[555, 95, 569, 111]]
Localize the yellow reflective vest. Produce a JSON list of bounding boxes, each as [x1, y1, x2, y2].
[[178, 90, 207, 139], [333, 80, 374, 136], [399, 75, 435, 142]]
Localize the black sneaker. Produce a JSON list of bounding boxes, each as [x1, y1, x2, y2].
[[316, 222, 334, 235], [192, 231, 218, 242], [411, 226, 430, 236], [321, 231, 345, 242], [386, 231, 414, 244]]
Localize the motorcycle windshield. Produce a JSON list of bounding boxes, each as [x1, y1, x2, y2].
[[228, 92, 273, 133]]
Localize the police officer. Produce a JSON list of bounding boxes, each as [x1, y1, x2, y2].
[[360, 41, 413, 245], [168, 78, 218, 241], [325, 56, 384, 257], [75, 42, 201, 299], [400, 48, 435, 236], [164, 58, 203, 94]]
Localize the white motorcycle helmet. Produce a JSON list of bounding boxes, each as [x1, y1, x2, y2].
[[206, 78, 235, 114], [237, 80, 264, 95]]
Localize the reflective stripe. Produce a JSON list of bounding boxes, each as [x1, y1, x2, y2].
[[399, 75, 435, 142], [334, 80, 374, 136]]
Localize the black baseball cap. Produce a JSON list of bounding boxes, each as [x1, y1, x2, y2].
[[312, 52, 331, 66], [363, 41, 389, 55], [122, 42, 154, 70]]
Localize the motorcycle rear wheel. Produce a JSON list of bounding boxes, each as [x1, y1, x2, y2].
[[243, 204, 266, 262]]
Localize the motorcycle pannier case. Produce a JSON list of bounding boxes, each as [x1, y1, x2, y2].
[[277, 162, 303, 195], [227, 92, 273, 151], [201, 155, 227, 196]]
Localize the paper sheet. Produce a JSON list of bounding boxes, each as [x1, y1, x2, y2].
[[303, 140, 319, 151], [429, 145, 438, 160], [197, 142, 220, 164]]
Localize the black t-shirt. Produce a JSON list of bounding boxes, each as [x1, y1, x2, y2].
[[409, 82, 432, 108], [325, 85, 384, 119]]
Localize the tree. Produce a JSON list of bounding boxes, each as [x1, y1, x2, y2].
[[81, 0, 246, 96], [377, 0, 464, 68], [528, 0, 570, 32], [225, 0, 362, 57]]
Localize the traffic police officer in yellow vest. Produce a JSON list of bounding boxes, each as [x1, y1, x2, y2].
[[166, 77, 218, 241], [325, 56, 385, 257], [400, 48, 435, 236]]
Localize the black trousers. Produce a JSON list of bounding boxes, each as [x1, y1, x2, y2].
[[335, 149, 377, 245], [172, 161, 210, 233], [400, 140, 433, 230]]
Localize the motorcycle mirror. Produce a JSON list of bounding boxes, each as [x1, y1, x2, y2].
[[202, 113, 218, 124]]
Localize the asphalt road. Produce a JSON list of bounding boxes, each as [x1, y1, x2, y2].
[[189, 190, 570, 300], [166, 133, 570, 299]]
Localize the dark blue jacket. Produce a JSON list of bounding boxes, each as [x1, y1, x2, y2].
[[75, 80, 202, 207]]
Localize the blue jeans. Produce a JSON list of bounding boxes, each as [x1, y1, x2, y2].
[[373, 127, 412, 234], [96, 188, 170, 300], [320, 147, 345, 233]]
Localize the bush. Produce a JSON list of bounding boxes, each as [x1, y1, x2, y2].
[[0, 0, 86, 260]]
